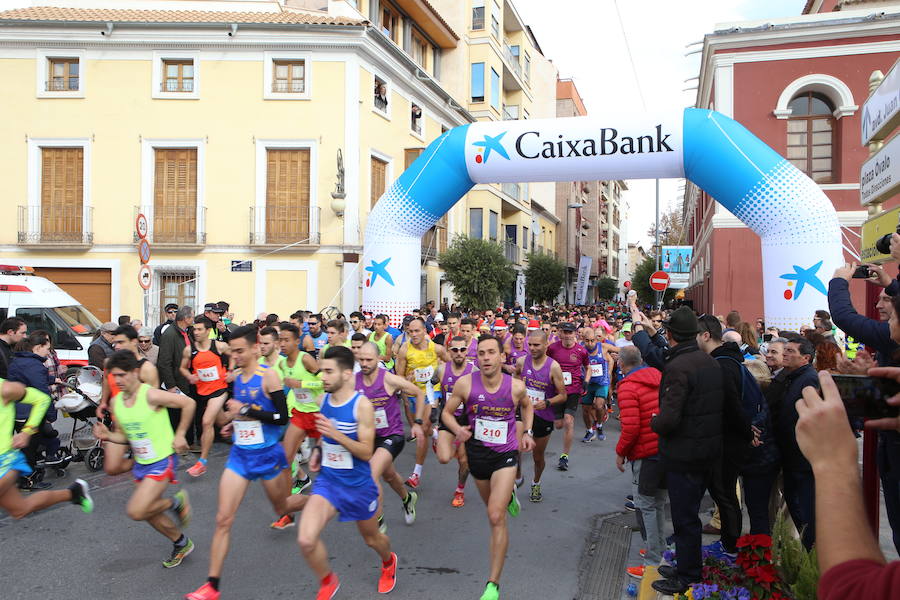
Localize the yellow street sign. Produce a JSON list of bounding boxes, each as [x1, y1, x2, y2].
[[861, 205, 900, 264]]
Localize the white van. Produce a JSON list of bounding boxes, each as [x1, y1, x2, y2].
[[0, 265, 103, 369]]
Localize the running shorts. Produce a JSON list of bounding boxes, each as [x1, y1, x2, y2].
[[290, 409, 321, 438], [581, 383, 609, 404], [133, 454, 178, 483], [196, 388, 228, 404], [438, 411, 468, 433], [374, 434, 405, 460], [465, 443, 518, 481], [532, 415, 554, 439], [226, 444, 288, 481], [313, 474, 379, 522], [554, 393, 581, 419], [0, 449, 31, 479]]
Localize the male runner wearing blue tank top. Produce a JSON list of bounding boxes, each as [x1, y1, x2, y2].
[[299, 346, 397, 599]]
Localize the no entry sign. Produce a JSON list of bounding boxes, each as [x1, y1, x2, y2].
[[649, 270, 670, 292]]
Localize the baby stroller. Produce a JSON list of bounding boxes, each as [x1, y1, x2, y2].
[[54, 366, 106, 472]]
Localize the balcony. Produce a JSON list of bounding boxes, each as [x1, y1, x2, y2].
[[133, 205, 206, 247], [502, 104, 519, 121], [501, 44, 525, 92], [249, 205, 320, 248], [503, 240, 520, 264], [501, 182, 520, 202], [18, 205, 93, 248]]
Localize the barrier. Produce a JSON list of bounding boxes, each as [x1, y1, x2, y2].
[[363, 109, 842, 330]]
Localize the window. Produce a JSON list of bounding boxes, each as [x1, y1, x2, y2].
[[374, 75, 389, 114], [411, 31, 429, 69], [272, 60, 305, 93], [154, 148, 198, 243], [787, 92, 835, 183], [490, 68, 500, 111], [40, 147, 84, 242], [489, 210, 498, 241], [162, 59, 194, 92], [48, 58, 79, 91], [472, 0, 485, 30], [380, 3, 400, 43], [524, 52, 531, 84], [265, 149, 311, 244], [508, 45, 520, 63], [522, 226, 529, 249], [411, 103, 423, 135], [502, 103, 518, 121], [405, 147, 423, 169], [470, 208, 483, 239], [471, 63, 485, 103], [491, 1, 500, 38], [371, 156, 388, 209], [159, 272, 197, 320]]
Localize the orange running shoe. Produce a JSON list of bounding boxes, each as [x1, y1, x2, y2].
[[187, 461, 207, 477], [270, 514, 295, 530], [404, 473, 420, 489], [185, 582, 220, 600], [626, 565, 645, 579], [317, 573, 340, 600], [378, 552, 398, 593], [451, 490, 465, 507]]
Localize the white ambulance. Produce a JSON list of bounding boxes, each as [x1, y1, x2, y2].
[[0, 265, 103, 369]]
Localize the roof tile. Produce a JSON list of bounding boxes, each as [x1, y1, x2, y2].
[[0, 6, 365, 26]]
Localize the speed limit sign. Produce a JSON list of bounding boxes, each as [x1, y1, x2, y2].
[[135, 213, 149, 240], [138, 264, 152, 290]]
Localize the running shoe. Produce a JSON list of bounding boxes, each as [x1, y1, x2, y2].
[[529, 483, 542, 503], [626, 565, 645, 579], [514, 476, 523, 488], [639, 548, 647, 558], [507, 489, 521, 517], [595, 427, 605, 441], [187, 461, 206, 477], [581, 430, 594, 443], [405, 473, 420, 489], [402, 490, 418, 525], [378, 514, 387, 534], [271, 514, 295, 530], [451, 490, 465, 507], [173, 490, 192, 528], [626, 494, 634, 501], [624, 500, 636, 512], [316, 573, 340, 600], [557, 454, 569, 471], [68, 478, 94, 514], [378, 552, 398, 593], [185, 582, 220, 600], [163, 538, 194, 568], [480, 582, 500, 600], [292, 475, 312, 495]]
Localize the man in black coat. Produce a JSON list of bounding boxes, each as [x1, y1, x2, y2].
[[152, 303, 178, 346], [647, 307, 724, 596], [156, 305, 196, 445]]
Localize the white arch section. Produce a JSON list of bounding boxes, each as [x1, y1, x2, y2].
[[773, 73, 858, 119]]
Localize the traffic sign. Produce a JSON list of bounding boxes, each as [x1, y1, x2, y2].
[[138, 264, 152, 290], [862, 57, 900, 144], [135, 213, 149, 240], [623, 280, 631, 289], [138, 239, 151, 264], [649, 270, 670, 292], [860, 132, 900, 206]]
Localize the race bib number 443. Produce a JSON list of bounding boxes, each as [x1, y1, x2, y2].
[[474, 418, 508, 445]]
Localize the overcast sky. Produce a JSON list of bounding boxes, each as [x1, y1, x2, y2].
[[515, 0, 808, 249]]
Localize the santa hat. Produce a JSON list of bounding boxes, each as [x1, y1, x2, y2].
[[527, 319, 540, 331], [494, 319, 508, 329]]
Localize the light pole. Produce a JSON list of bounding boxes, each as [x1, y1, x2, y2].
[[566, 202, 583, 304]]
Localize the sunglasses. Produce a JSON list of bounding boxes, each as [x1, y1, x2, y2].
[[450, 347, 467, 352], [350, 320, 359, 324], [138, 339, 152, 344], [167, 310, 177, 314]]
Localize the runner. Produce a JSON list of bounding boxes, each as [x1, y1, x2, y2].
[[302, 314, 329, 359], [368, 314, 395, 370], [434, 335, 477, 507], [515, 331, 566, 502], [322, 319, 352, 356], [546, 322, 589, 471], [0, 378, 93, 518], [394, 317, 449, 489], [298, 346, 398, 598], [442, 335, 533, 600], [258, 326, 282, 368], [580, 327, 611, 443], [274, 322, 323, 529], [502, 324, 528, 375], [356, 342, 421, 531], [97, 325, 161, 416], [349, 311, 372, 337], [94, 350, 195, 568], [185, 325, 307, 600], [180, 316, 232, 478], [460, 318, 478, 364]]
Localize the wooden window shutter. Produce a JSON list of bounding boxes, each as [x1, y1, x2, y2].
[[40, 147, 83, 241], [371, 156, 387, 208], [265, 148, 310, 244], [154, 148, 197, 243], [404, 148, 423, 170]]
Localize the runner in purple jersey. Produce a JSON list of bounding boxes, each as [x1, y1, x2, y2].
[[460, 318, 479, 365], [502, 324, 528, 375], [443, 335, 533, 600], [356, 343, 423, 531], [546, 322, 589, 472], [434, 335, 477, 508], [515, 330, 567, 503]]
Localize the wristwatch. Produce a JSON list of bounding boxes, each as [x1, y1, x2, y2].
[[525, 429, 534, 437], [414, 418, 424, 425], [238, 405, 250, 416]]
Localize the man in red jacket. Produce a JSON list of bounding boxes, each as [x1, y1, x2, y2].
[[615, 345, 666, 580]]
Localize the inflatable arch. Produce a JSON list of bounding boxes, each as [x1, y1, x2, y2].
[[363, 109, 842, 330]]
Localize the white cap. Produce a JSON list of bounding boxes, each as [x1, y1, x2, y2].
[[435, 312, 444, 321]]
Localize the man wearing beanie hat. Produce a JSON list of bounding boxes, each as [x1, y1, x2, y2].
[[632, 306, 725, 596]]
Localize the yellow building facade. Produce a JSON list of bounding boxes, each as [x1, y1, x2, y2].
[[0, 0, 559, 323]]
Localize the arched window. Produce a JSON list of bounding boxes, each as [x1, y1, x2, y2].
[[787, 92, 835, 183]]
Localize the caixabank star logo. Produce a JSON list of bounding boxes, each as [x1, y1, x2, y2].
[[472, 132, 510, 164]]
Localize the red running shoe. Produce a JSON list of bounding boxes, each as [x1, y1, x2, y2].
[[404, 473, 420, 489], [378, 553, 398, 593], [184, 583, 220, 600], [317, 573, 340, 600]]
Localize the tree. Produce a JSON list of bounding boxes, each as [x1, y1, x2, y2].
[[524, 251, 566, 305], [633, 254, 676, 307], [646, 204, 686, 247], [438, 234, 516, 310], [597, 276, 618, 300]]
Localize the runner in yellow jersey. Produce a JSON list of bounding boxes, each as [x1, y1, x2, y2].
[[394, 317, 449, 489], [0, 378, 93, 518]]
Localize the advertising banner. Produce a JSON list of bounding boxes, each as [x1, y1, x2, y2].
[[661, 245, 692, 289], [575, 255, 592, 305]]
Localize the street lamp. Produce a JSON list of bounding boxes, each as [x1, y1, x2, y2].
[[566, 202, 583, 304]]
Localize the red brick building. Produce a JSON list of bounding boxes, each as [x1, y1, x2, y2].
[[683, 0, 900, 323]]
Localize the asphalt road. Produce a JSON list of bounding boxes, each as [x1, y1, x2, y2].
[[1, 418, 633, 600]]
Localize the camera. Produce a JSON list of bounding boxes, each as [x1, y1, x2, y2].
[[852, 265, 871, 279], [874, 225, 900, 255]]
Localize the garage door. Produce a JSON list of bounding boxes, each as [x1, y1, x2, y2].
[[32, 267, 112, 322]]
